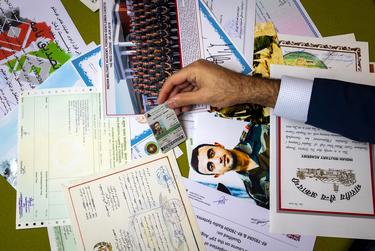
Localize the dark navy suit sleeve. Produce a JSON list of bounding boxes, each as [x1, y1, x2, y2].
[[306, 78, 375, 144]]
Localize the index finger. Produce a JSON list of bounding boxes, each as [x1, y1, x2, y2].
[[157, 65, 195, 104]]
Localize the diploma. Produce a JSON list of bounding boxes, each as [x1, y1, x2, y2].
[[278, 34, 370, 73], [65, 152, 205, 251], [269, 60, 375, 239]]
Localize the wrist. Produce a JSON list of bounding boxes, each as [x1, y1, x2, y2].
[[242, 76, 280, 107]]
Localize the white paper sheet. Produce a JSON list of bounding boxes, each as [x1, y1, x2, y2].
[[0, 0, 86, 121], [324, 33, 356, 42], [278, 34, 370, 73], [278, 118, 373, 214], [184, 178, 316, 251], [65, 152, 205, 251], [80, 0, 99, 12], [0, 46, 101, 188], [180, 112, 197, 140], [48, 225, 78, 251], [16, 88, 131, 229], [129, 115, 160, 160], [255, 0, 320, 37], [198, 0, 252, 75], [202, 0, 256, 66], [269, 63, 375, 239]]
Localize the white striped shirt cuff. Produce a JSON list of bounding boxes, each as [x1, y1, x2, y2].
[[273, 76, 314, 123]]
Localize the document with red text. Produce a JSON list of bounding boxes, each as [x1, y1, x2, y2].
[[269, 65, 375, 239]]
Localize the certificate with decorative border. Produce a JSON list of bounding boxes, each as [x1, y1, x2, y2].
[[65, 152, 205, 251], [278, 34, 369, 73], [277, 117, 375, 216]]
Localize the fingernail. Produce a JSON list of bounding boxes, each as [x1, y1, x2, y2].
[[167, 99, 176, 109]]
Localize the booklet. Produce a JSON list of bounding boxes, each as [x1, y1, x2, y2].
[[65, 152, 205, 251]]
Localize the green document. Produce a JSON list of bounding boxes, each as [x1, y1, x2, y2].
[[16, 89, 131, 229]]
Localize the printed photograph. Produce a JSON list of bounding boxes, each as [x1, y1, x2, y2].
[[189, 114, 270, 209], [150, 121, 166, 136], [104, 0, 181, 114]]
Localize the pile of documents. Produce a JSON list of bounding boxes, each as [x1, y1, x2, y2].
[[0, 0, 374, 251]]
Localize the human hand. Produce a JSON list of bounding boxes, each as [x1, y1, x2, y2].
[[157, 59, 250, 114]]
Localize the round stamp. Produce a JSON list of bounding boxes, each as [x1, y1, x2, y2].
[[156, 166, 173, 188], [93, 241, 112, 251], [161, 199, 186, 224], [145, 141, 159, 155]]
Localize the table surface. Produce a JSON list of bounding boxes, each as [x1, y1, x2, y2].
[[1, 0, 374, 250]]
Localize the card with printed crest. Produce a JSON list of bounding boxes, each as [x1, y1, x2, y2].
[[146, 103, 186, 153]]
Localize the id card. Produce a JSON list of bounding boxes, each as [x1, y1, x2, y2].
[[146, 104, 186, 153]]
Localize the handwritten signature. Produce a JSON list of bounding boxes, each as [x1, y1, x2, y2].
[[205, 43, 233, 65], [18, 193, 34, 218], [250, 218, 269, 226], [213, 195, 228, 205]]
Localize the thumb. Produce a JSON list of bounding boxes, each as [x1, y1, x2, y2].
[[167, 91, 204, 108]]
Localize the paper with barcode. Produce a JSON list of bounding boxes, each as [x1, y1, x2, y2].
[[146, 103, 186, 153], [16, 88, 131, 229]]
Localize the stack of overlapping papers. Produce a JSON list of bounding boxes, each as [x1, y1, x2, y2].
[[269, 35, 375, 239], [1, 0, 374, 250]]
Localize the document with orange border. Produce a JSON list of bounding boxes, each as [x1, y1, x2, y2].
[[65, 152, 205, 251]]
